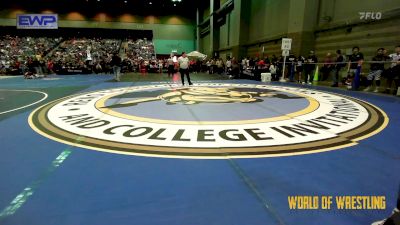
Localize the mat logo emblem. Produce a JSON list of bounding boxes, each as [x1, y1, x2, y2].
[[29, 83, 388, 159], [105, 87, 301, 107]]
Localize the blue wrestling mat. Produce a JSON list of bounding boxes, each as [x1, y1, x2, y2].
[[0, 74, 399, 225]]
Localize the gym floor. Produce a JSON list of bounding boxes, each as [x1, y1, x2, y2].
[[0, 73, 399, 225]]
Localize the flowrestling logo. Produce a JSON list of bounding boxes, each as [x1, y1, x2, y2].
[[17, 14, 58, 29], [359, 12, 382, 20], [29, 83, 388, 159]]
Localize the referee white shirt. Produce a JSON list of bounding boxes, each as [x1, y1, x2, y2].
[[178, 56, 189, 69]]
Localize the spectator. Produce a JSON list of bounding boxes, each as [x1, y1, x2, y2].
[[231, 58, 240, 79], [384, 45, 400, 94], [189, 59, 196, 73], [226, 57, 232, 75], [158, 59, 164, 73], [211, 58, 217, 74], [303, 50, 318, 84], [206, 59, 212, 74], [297, 55, 305, 83], [346, 46, 364, 89], [167, 54, 175, 77], [217, 58, 224, 74], [331, 50, 345, 87], [241, 57, 247, 73], [124, 38, 155, 73], [287, 53, 296, 82], [364, 48, 387, 92], [269, 61, 278, 81], [48, 38, 120, 74], [321, 52, 333, 81], [47, 59, 54, 74], [196, 59, 202, 73], [0, 35, 61, 75]]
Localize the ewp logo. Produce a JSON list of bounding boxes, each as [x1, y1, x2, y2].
[[17, 14, 58, 29]]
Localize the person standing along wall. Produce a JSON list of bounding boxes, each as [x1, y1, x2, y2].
[[385, 45, 400, 94], [269, 61, 277, 81], [287, 53, 296, 82], [321, 53, 333, 81], [167, 54, 175, 77], [296, 55, 305, 83], [303, 51, 318, 84], [226, 57, 232, 75], [364, 48, 387, 92], [331, 50, 345, 87], [346, 46, 364, 89]]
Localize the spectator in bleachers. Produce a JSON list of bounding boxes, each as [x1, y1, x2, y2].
[[0, 35, 61, 75], [124, 38, 155, 73], [94, 62, 102, 74], [47, 59, 54, 74], [46, 38, 120, 74], [121, 58, 132, 73]]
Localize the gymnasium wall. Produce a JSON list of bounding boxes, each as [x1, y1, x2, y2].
[[318, 0, 400, 25], [247, 0, 290, 44], [201, 0, 400, 59], [219, 0, 241, 49], [315, 0, 400, 63], [199, 0, 244, 58], [201, 33, 211, 57], [247, 0, 400, 59], [314, 18, 400, 65]]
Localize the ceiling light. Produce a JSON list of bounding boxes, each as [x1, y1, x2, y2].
[[124, 0, 127, 3], [174, 3, 176, 6], [149, 2, 152, 4]]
